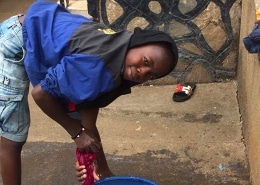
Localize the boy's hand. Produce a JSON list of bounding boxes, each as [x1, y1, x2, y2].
[[76, 162, 87, 183], [75, 161, 100, 183], [73, 129, 101, 153]]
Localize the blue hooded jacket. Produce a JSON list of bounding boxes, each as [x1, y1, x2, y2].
[[22, 1, 134, 111]]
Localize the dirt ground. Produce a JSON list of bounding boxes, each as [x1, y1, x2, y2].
[[16, 83, 250, 185]]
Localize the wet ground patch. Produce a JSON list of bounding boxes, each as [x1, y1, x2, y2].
[[19, 142, 249, 185]]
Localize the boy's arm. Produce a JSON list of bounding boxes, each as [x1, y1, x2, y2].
[[31, 84, 100, 152]]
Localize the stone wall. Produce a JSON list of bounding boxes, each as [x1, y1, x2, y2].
[[87, 0, 242, 84], [237, 0, 260, 184]]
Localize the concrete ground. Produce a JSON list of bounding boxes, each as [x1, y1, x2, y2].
[[0, 82, 249, 185]]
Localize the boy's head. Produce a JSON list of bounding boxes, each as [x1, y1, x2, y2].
[[123, 28, 178, 83]]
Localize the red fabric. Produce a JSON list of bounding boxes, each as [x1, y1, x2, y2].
[[68, 101, 76, 112], [76, 148, 97, 185]]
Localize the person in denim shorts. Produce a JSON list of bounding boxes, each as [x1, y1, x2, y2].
[[0, 15, 30, 185], [0, 1, 178, 184]]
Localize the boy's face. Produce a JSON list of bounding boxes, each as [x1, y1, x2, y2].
[[123, 43, 171, 83]]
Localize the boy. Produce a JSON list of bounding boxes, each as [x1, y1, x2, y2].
[[0, 1, 178, 184]]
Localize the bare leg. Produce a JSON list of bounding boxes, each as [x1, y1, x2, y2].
[[88, 126, 114, 178], [80, 108, 114, 179], [0, 137, 25, 185]]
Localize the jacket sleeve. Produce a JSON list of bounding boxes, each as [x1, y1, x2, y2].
[[40, 53, 114, 104]]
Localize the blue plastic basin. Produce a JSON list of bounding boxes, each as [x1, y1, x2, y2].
[[94, 176, 159, 185]]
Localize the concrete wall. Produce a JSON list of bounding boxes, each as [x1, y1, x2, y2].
[[237, 0, 260, 185]]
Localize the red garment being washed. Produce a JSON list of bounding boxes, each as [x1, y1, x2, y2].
[[76, 148, 97, 185]]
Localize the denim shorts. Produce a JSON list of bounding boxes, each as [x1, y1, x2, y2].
[[0, 15, 30, 142]]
